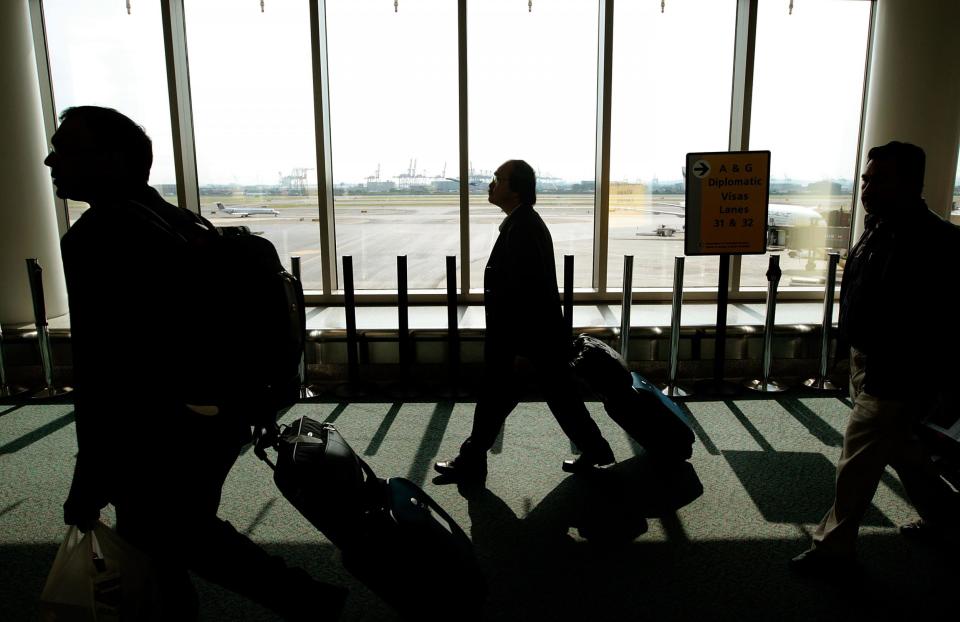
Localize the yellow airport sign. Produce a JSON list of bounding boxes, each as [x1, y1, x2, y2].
[[685, 151, 770, 255]]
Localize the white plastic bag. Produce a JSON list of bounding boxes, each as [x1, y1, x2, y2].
[[39, 522, 160, 622]]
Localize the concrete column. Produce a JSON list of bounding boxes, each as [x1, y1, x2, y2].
[[855, 0, 960, 238], [0, 0, 68, 324]]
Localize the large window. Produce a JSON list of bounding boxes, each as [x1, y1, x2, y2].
[[326, 0, 459, 291], [40, 0, 878, 302], [469, 0, 599, 290], [745, 0, 871, 289], [184, 0, 322, 288], [608, 0, 736, 290], [44, 0, 178, 222]]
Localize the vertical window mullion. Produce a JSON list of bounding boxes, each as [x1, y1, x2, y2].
[[161, 0, 200, 216], [458, 0, 470, 294], [593, 0, 614, 294], [29, 1, 68, 235], [848, 0, 878, 249], [727, 0, 758, 295], [311, 0, 337, 295]]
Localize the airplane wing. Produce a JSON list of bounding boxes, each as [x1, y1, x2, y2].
[[620, 202, 686, 218], [445, 177, 481, 187]]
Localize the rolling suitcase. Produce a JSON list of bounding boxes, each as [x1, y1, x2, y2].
[[254, 416, 486, 619], [570, 334, 695, 463]]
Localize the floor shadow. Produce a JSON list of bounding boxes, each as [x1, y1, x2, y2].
[[243, 498, 277, 536], [406, 401, 455, 486], [322, 402, 349, 424], [466, 456, 703, 548], [678, 402, 721, 455], [0, 404, 24, 418], [459, 490, 953, 622], [777, 397, 844, 447], [724, 450, 893, 526], [0, 410, 75, 455], [364, 402, 403, 456], [0, 499, 26, 519], [724, 400, 776, 452], [4, 526, 958, 621], [537, 457, 703, 544]]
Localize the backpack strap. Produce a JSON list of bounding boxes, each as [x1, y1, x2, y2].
[[129, 199, 217, 246]]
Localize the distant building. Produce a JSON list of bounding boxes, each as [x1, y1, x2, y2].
[[610, 181, 650, 194], [770, 182, 803, 194], [610, 182, 649, 195], [805, 180, 843, 194], [366, 180, 396, 192], [431, 179, 459, 193], [569, 180, 596, 193]]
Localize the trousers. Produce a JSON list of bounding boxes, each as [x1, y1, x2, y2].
[[113, 408, 331, 621], [463, 339, 610, 457], [812, 348, 957, 557]]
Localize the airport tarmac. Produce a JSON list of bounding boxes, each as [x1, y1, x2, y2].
[[204, 197, 837, 291], [69, 194, 839, 292]]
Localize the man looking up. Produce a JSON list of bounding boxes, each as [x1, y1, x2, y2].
[[48, 106, 346, 620], [435, 159, 614, 482], [791, 141, 960, 574]]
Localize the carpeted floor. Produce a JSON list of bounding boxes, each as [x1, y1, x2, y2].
[[1, 397, 957, 621]]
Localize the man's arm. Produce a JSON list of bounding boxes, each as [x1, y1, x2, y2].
[[60, 226, 113, 528], [502, 220, 562, 335]]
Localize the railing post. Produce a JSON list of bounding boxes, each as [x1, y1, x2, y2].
[[333, 255, 370, 398], [25, 258, 71, 399], [804, 252, 841, 391], [387, 255, 420, 399], [745, 254, 786, 392], [444, 255, 464, 397], [663, 256, 689, 397], [0, 323, 28, 398], [619, 255, 633, 362], [563, 255, 574, 337], [291, 256, 320, 399]]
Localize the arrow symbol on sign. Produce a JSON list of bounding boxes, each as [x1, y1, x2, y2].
[[693, 160, 710, 178]]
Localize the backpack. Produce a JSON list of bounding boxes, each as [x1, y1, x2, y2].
[[132, 199, 305, 424]]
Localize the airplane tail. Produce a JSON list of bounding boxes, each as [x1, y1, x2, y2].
[[216, 202, 225, 210]]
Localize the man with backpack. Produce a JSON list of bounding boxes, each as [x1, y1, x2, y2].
[[50, 106, 346, 620]]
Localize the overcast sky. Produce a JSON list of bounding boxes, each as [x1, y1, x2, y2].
[[44, 0, 909, 188]]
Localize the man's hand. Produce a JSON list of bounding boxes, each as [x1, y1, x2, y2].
[[63, 497, 101, 533]]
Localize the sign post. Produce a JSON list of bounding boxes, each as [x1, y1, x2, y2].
[[685, 151, 770, 395]]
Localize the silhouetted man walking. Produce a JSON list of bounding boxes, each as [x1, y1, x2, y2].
[[435, 160, 614, 482], [50, 106, 346, 620], [791, 141, 960, 574]]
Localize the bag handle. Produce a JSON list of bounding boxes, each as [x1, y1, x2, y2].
[[253, 423, 282, 470]]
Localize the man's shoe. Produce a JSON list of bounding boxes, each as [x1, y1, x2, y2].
[[788, 548, 857, 577], [434, 454, 487, 481], [562, 446, 615, 474]]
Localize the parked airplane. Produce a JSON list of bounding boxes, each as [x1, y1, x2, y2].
[[214, 202, 280, 217], [767, 203, 827, 228], [642, 202, 827, 237]]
